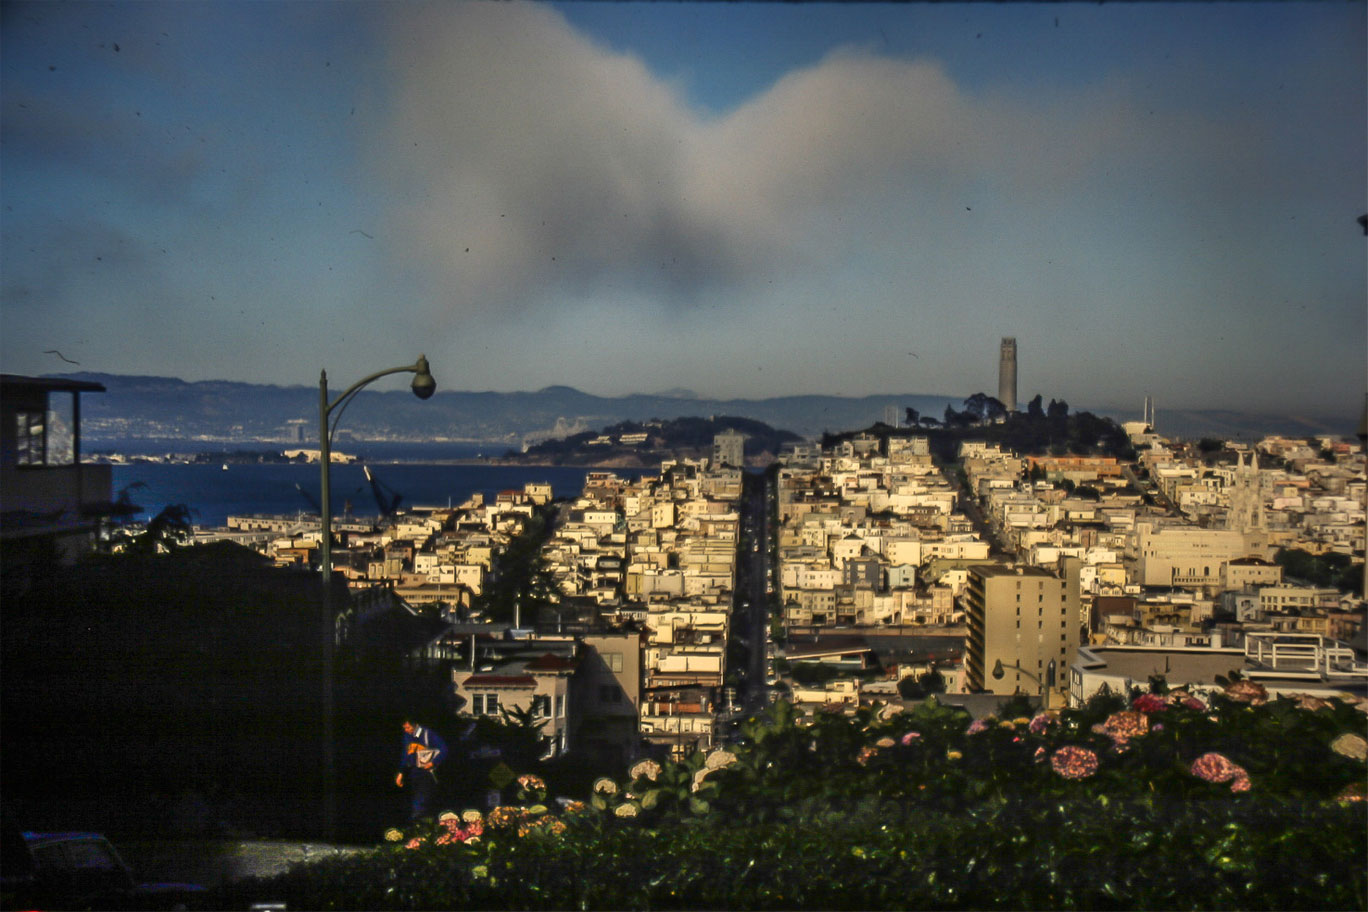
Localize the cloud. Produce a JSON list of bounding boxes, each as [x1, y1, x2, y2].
[[372, 4, 1284, 334]]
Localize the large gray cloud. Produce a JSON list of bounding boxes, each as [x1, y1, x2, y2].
[[369, 3, 1277, 330]]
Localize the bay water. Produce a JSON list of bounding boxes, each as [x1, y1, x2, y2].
[[111, 461, 645, 529]]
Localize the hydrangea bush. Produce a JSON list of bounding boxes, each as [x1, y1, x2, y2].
[[216, 683, 1367, 910]]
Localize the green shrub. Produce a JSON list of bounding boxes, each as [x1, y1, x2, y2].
[[215, 687, 1368, 910]]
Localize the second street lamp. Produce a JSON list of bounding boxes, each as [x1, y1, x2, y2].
[[992, 657, 1057, 708], [317, 354, 435, 842]]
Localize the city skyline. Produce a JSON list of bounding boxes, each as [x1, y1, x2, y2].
[[1, 2, 1364, 415]]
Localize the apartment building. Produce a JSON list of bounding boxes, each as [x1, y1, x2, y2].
[[964, 564, 1079, 697]]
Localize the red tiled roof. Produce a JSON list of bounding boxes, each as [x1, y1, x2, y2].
[[524, 653, 576, 671], [461, 674, 536, 687]]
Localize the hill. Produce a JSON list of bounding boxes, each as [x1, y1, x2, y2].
[[40, 372, 1360, 446], [508, 415, 802, 466]]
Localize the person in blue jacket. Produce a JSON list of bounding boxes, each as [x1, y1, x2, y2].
[[395, 717, 447, 821]]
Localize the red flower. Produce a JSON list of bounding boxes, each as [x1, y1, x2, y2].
[[1131, 693, 1168, 714], [1190, 752, 1252, 792]]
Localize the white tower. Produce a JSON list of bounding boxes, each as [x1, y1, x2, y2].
[[998, 338, 1017, 412]]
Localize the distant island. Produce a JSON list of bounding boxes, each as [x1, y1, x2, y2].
[[500, 415, 803, 467]]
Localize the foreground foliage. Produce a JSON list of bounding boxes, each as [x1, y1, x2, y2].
[[218, 686, 1368, 910]]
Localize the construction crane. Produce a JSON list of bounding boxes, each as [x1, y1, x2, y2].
[[364, 465, 403, 517], [295, 483, 322, 514]]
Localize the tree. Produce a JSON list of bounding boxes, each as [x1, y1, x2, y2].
[[1047, 399, 1069, 421], [963, 393, 991, 423], [904, 407, 920, 427], [127, 504, 196, 555], [983, 396, 1007, 422], [1027, 394, 1045, 421]]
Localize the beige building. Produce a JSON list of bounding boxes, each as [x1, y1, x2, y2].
[[964, 564, 1079, 698], [1136, 525, 1269, 588]]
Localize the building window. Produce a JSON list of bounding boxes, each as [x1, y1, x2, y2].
[[532, 694, 551, 718], [15, 410, 44, 465], [556, 694, 565, 717], [470, 692, 499, 715], [604, 651, 624, 673]]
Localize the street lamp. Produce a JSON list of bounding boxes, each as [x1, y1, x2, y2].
[[317, 354, 435, 841], [992, 657, 1057, 708]]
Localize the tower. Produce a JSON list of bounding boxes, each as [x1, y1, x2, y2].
[[998, 338, 1017, 412]]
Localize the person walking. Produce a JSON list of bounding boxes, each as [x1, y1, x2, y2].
[[396, 717, 447, 821]]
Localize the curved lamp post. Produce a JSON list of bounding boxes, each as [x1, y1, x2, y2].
[[318, 355, 435, 841], [992, 657, 1057, 708]]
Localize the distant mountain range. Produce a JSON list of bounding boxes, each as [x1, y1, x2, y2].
[[41, 372, 1359, 447]]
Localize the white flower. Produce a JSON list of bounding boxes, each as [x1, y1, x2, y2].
[[704, 749, 737, 771], [1331, 732, 1368, 762], [592, 777, 619, 795], [614, 803, 639, 818], [629, 759, 662, 782], [461, 809, 483, 824], [691, 768, 711, 792]]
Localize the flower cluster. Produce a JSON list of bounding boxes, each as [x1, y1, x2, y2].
[[900, 730, 922, 746], [1223, 680, 1268, 705], [1293, 694, 1328, 711], [1330, 733, 1368, 762], [1131, 693, 1168, 714], [855, 745, 878, 766], [434, 810, 484, 846], [1027, 713, 1057, 736], [1092, 710, 1149, 750], [516, 774, 546, 792], [1335, 782, 1366, 804], [592, 777, 619, 796], [628, 759, 662, 782], [1050, 745, 1100, 780], [1190, 752, 1251, 793], [487, 805, 527, 829], [704, 749, 738, 771], [1171, 691, 1207, 711], [517, 815, 567, 837]]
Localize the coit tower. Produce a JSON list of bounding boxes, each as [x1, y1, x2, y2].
[[998, 337, 1017, 413]]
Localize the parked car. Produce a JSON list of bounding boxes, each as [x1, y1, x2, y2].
[[2, 823, 206, 911]]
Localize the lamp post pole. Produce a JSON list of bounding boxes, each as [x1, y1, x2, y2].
[[317, 355, 436, 842], [992, 657, 1058, 709]]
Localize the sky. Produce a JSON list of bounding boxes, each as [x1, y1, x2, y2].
[[1, 1, 1364, 416]]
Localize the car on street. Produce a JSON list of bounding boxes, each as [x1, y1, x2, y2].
[[2, 824, 206, 911]]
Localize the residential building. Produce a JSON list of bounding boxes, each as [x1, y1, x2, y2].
[[1, 375, 115, 596], [964, 564, 1078, 698]]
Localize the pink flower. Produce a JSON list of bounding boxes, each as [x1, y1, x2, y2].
[[1131, 693, 1168, 714], [900, 731, 922, 745], [1223, 680, 1268, 705], [1093, 711, 1149, 747], [966, 718, 990, 735], [1050, 746, 1100, 780], [1033, 746, 1047, 763], [404, 837, 424, 850], [1190, 752, 1252, 792], [1027, 713, 1056, 736]]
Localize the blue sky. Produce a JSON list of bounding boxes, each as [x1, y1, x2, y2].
[[2, 2, 1363, 418]]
